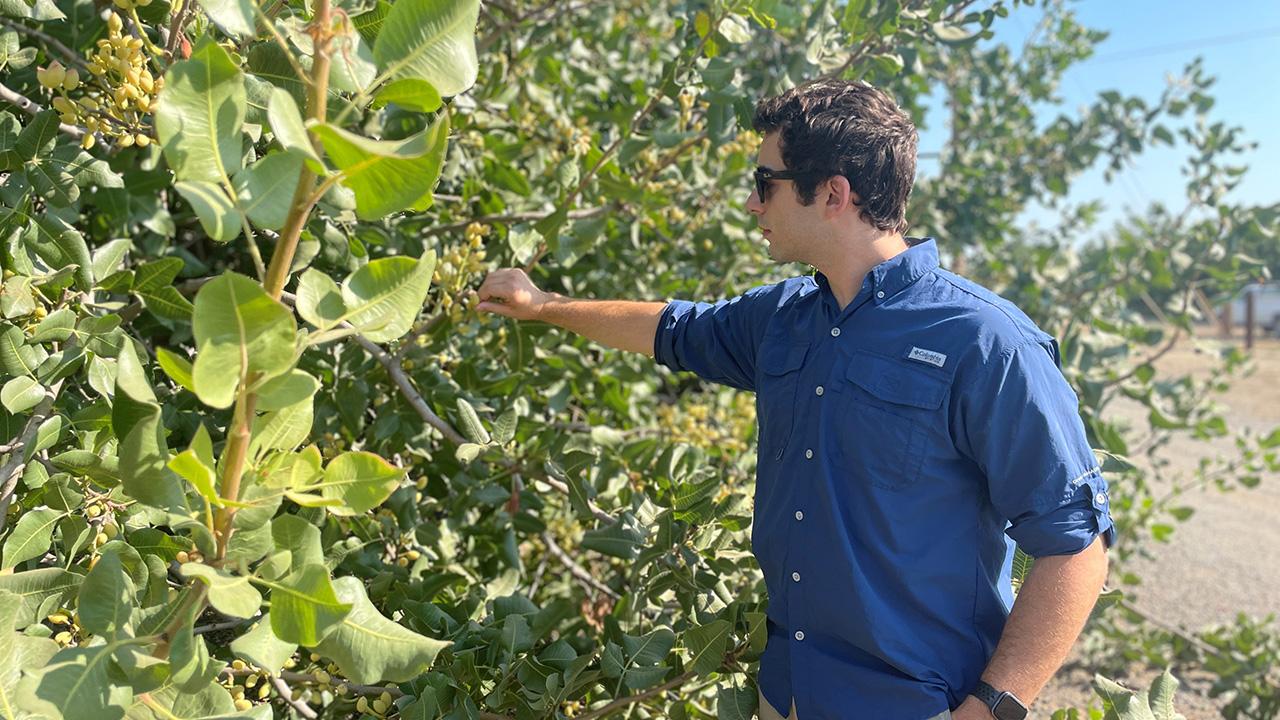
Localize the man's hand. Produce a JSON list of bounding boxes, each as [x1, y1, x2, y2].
[[476, 268, 553, 321]]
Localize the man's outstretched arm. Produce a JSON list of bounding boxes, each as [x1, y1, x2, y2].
[[476, 268, 667, 357], [952, 536, 1109, 719]]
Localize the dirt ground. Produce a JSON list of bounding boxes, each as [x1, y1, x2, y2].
[[1036, 328, 1280, 717]]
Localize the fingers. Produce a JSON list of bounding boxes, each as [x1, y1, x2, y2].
[[476, 300, 514, 318]]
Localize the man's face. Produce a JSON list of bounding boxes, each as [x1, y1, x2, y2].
[[746, 132, 819, 264]]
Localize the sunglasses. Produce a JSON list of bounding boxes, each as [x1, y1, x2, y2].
[[754, 166, 819, 201]]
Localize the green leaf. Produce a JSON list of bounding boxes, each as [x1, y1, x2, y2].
[[0, 588, 58, 718], [249, 393, 314, 456], [11, 209, 94, 292], [230, 614, 296, 673], [15, 642, 134, 720], [254, 369, 319, 411], [1, 507, 62, 570], [140, 267, 184, 303], [339, 251, 436, 341], [684, 620, 730, 676], [191, 272, 297, 409], [169, 620, 227, 693], [455, 397, 489, 444], [371, 78, 442, 112], [492, 408, 517, 444], [271, 514, 322, 571], [27, 155, 79, 206], [1148, 669, 1180, 720], [175, 180, 244, 243], [310, 114, 450, 220], [232, 151, 304, 231], [124, 680, 255, 719], [622, 627, 675, 666], [30, 307, 76, 343], [156, 37, 247, 184], [0, 323, 46, 376], [295, 268, 346, 329], [716, 684, 755, 720], [79, 542, 137, 639], [180, 563, 263, 618], [316, 451, 405, 516], [91, 238, 132, 280], [314, 576, 451, 683], [253, 564, 351, 646], [266, 87, 324, 173], [0, 568, 80, 628], [155, 347, 196, 392], [581, 519, 645, 559], [115, 341, 186, 511], [328, 26, 377, 93], [1, 375, 43, 413], [168, 424, 219, 505], [201, 0, 255, 38], [1, 275, 36, 319], [371, 0, 479, 95], [15, 110, 59, 162]]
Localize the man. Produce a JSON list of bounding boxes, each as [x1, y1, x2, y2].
[[476, 78, 1114, 720]]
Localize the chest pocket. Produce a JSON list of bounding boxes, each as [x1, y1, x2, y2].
[[835, 350, 947, 491], [757, 341, 809, 461]]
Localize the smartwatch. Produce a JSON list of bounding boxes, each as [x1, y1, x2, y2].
[[969, 680, 1028, 720]]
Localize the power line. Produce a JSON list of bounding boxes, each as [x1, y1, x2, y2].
[[1087, 26, 1280, 64]]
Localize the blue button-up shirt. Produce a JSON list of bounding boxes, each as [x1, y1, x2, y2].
[[653, 238, 1115, 720]]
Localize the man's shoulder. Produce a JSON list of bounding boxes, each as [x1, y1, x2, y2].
[[736, 274, 818, 309], [924, 269, 1053, 357]]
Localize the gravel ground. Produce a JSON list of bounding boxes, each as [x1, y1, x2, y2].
[[1037, 329, 1280, 717]]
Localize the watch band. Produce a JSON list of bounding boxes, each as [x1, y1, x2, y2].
[[970, 681, 1028, 720]]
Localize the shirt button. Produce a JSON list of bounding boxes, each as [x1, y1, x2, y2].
[[792, 571, 801, 582], [876, 290, 885, 299], [794, 510, 804, 521], [804, 449, 813, 459], [794, 630, 805, 641], [1095, 491, 1107, 505], [815, 385, 824, 396], [830, 327, 841, 337]]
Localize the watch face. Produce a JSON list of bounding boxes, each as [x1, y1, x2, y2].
[[992, 695, 1028, 720]]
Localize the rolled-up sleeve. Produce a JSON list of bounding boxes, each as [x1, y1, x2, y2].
[[955, 339, 1116, 557], [653, 285, 778, 392]]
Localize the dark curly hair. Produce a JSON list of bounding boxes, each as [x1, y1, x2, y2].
[[752, 78, 917, 234]]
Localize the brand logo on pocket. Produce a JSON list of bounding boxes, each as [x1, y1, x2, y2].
[[906, 346, 947, 368]]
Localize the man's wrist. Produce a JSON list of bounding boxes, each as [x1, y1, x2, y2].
[[969, 681, 1028, 720]]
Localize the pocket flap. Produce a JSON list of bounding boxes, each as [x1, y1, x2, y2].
[[760, 342, 809, 376], [845, 350, 946, 410]]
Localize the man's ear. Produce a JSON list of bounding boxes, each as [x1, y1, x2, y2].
[[824, 175, 858, 216]]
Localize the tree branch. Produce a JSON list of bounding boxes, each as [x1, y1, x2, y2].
[[0, 379, 64, 533], [0, 16, 94, 74], [268, 672, 319, 719], [0, 81, 87, 138], [543, 531, 620, 599], [578, 670, 698, 720]]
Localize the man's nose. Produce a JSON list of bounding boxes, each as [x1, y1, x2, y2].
[[746, 188, 763, 214]]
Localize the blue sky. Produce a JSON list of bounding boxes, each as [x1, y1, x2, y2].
[[916, 0, 1280, 235]]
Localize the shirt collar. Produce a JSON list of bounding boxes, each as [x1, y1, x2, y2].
[[814, 236, 939, 306]]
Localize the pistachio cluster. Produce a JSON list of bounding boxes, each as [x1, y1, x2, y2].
[[46, 609, 83, 647], [354, 690, 396, 716], [718, 128, 761, 159], [430, 222, 488, 323], [221, 660, 272, 710], [37, 12, 161, 149], [655, 393, 756, 453]]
